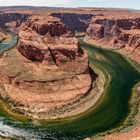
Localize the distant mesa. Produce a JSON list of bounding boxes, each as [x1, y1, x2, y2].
[[87, 15, 140, 63]]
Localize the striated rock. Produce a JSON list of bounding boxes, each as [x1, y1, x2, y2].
[[87, 16, 140, 39], [0, 14, 92, 118], [18, 15, 89, 74], [18, 42, 44, 62], [0, 31, 7, 42], [51, 13, 93, 33], [87, 16, 140, 63], [87, 24, 104, 39], [0, 13, 29, 32], [25, 15, 69, 36]]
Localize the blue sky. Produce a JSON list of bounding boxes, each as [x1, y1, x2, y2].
[[0, 0, 140, 10]]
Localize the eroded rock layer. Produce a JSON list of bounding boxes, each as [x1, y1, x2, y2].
[[87, 15, 140, 63], [0, 31, 7, 42], [0, 13, 29, 32], [0, 14, 92, 118], [51, 13, 93, 33]]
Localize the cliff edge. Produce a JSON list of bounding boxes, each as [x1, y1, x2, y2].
[[87, 15, 140, 63], [0, 14, 92, 119]]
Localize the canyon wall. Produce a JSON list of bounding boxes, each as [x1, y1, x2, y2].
[[51, 13, 93, 33], [0, 14, 92, 119], [18, 15, 89, 74], [0, 31, 7, 42], [87, 16, 140, 63], [0, 13, 29, 31]]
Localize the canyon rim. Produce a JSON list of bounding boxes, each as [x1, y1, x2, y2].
[[0, 3, 140, 140]]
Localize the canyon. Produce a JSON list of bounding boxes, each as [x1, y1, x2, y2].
[[0, 12, 93, 119], [0, 12, 29, 32], [0, 7, 140, 140], [86, 14, 140, 63], [0, 31, 7, 42]]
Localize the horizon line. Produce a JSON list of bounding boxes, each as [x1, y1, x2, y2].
[[0, 5, 139, 11]]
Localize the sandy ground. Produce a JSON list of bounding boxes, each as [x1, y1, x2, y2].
[[53, 67, 106, 119], [20, 67, 105, 120], [84, 37, 140, 65], [106, 129, 140, 140], [0, 138, 11, 140]]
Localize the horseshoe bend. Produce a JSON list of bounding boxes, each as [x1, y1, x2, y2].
[[0, 6, 140, 140], [0, 14, 94, 119]]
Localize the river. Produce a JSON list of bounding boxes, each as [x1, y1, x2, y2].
[[0, 35, 140, 140]]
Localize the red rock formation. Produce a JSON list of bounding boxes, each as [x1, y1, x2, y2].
[[18, 15, 89, 74], [0, 31, 7, 42], [51, 13, 93, 33], [25, 15, 69, 36], [0, 14, 92, 118], [0, 13, 29, 27], [0, 13, 29, 33], [87, 16, 140, 63]]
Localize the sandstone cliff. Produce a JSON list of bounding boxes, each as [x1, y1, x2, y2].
[[0, 31, 7, 42], [0, 13, 29, 31], [87, 16, 140, 63], [0, 14, 92, 119], [51, 13, 93, 33], [18, 15, 89, 74]]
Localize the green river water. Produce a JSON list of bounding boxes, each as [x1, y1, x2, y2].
[[0, 36, 140, 140]]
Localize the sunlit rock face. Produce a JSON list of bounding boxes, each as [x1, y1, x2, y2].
[[87, 16, 140, 63], [18, 15, 89, 74], [0, 31, 7, 42], [0, 14, 92, 118]]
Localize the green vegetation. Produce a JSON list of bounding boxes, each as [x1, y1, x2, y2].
[[0, 98, 30, 123], [45, 42, 140, 139]]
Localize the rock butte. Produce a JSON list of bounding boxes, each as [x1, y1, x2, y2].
[[0, 7, 139, 125], [0, 7, 139, 140], [0, 14, 92, 119]]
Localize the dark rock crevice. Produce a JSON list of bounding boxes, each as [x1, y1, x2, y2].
[[0, 13, 30, 29], [51, 13, 93, 33]]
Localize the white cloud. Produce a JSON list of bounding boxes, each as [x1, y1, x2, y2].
[[87, 0, 102, 1], [87, 0, 107, 2], [0, 0, 73, 6]]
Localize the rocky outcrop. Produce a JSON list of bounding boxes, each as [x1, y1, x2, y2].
[[87, 16, 140, 63], [24, 15, 69, 36], [0, 31, 7, 42], [0, 13, 29, 31], [51, 13, 93, 33], [18, 15, 89, 74], [0, 15, 92, 119]]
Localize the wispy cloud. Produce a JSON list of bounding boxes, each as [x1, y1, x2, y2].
[[0, 0, 74, 6], [0, 0, 139, 10]]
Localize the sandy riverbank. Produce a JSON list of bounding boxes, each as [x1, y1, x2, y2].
[[49, 67, 106, 119], [0, 65, 106, 120], [84, 37, 140, 140]]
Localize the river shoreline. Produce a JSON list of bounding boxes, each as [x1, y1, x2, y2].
[[0, 54, 106, 122], [0, 32, 109, 122], [83, 37, 140, 140], [84, 36, 140, 66], [0, 36, 140, 140]]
